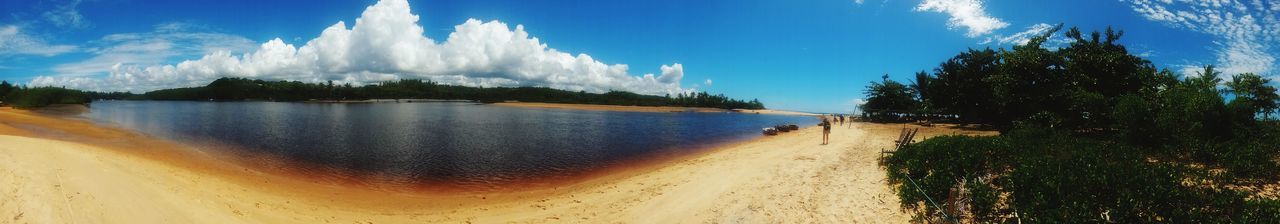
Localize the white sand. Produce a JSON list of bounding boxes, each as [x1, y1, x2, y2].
[[0, 107, 990, 223]]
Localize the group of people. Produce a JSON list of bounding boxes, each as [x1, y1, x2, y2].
[[820, 114, 849, 145]]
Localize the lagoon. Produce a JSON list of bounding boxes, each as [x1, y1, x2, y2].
[[82, 101, 816, 190]]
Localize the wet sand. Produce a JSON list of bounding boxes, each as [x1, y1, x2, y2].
[[493, 102, 731, 113], [495, 102, 824, 116], [0, 106, 992, 223], [733, 109, 822, 116]]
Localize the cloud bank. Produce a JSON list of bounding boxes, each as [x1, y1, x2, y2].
[[1125, 0, 1279, 76], [914, 0, 1009, 37], [32, 0, 690, 95]]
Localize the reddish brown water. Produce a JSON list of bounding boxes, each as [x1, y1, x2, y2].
[[82, 101, 817, 191]]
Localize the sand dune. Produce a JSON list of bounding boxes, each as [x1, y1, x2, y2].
[[0, 108, 990, 223]]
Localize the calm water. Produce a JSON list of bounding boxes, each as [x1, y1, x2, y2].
[[83, 101, 816, 189]]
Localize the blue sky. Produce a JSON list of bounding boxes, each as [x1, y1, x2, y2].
[[1, 0, 1276, 113]]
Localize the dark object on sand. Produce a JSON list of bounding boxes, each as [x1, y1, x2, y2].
[[774, 125, 792, 132], [786, 124, 799, 131], [762, 127, 779, 135]]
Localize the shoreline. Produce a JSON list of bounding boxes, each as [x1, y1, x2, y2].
[[0, 106, 992, 223], [91, 100, 821, 116], [493, 102, 730, 113], [494, 102, 821, 116]]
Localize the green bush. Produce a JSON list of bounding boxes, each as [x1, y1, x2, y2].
[[885, 126, 1280, 222], [876, 25, 1280, 223], [884, 135, 1011, 222]]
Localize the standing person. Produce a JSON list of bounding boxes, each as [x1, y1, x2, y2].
[[821, 116, 832, 145]]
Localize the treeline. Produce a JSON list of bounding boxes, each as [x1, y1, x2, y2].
[[1, 78, 764, 110], [863, 26, 1278, 130], [0, 81, 93, 109], [871, 25, 1280, 222], [141, 77, 763, 109]]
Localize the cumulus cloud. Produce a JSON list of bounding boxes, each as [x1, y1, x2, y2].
[[33, 0, 690, 95], [914, 0, 1009, 37], [0, 25, 77, 57], [1124, 0, 1279, 76], [704, 79, 713, 86]]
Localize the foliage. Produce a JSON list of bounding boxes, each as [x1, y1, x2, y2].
[[1226, 73, 1280, 119], [140, 77, 766, 109], [902, 26, 1182, 131], [1, 86, 91, 109], [0, 78, 765, 110], [883, 135, 1010, 222], [0, 81, 13, 99], [861, 76, 918, 121], [879, 25, 1280, 222], [922, 48, 1003, 125], [885, 127, 1280, 222]]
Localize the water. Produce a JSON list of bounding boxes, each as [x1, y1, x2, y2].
[[82, 101, 816, 189]]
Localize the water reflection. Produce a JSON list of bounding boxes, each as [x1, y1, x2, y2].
[[84, 101, 816, 189]]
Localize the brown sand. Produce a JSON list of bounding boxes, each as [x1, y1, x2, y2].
[[0, 106, 991, 223]]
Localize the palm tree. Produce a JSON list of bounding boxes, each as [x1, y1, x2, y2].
[[1226, 73, 1279, 119]]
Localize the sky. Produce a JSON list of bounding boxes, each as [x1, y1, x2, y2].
[[0, 0, 1277, 113]]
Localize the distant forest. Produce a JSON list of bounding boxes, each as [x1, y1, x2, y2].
[[0, 78, 765, 110]]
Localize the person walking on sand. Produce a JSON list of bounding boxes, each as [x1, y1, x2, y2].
[[821, 116, 832, 145]]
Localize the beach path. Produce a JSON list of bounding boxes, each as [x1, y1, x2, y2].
[[0, 108, 990, 223]]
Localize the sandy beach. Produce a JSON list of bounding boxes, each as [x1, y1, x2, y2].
[[0, 107, 991, 223]]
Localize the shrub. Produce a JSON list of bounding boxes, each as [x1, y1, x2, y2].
[[885, 126, 1280, 222], [884, 135, 1011, 222]]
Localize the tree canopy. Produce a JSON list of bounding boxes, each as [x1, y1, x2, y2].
[[860, 75, 917, 120], [875, 25, 1280, 222]]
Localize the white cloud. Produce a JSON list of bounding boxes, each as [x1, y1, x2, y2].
[[980, 23, 1058, 46], [1136, 49, 1156, 58], [0, 25, 77, 57], [42, 0, 88, 29], [32, 0, 691, 95], [853, 0, 866, 5], [49, 23, 258, 77], [1125, 0, 1279, 76], [914, 0, 1009, 37], [704, 79, 713, 86], [847, 98, 867, 114]]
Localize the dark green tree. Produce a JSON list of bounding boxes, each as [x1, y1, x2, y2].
[[931, 48, 1001, 124], [0, 81, 13, 100], [1225, 73, 1279, 119], [861, 75, 918, 121], [990, 24, 1068, 128]]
